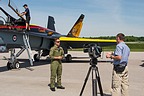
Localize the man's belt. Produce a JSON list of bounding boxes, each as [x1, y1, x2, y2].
[[114, 62, 127, 73]]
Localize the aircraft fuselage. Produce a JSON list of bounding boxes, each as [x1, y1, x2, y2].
[[0, 25, 59, 52]]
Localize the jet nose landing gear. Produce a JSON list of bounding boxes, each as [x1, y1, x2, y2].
[[7, 60, 20, 70]]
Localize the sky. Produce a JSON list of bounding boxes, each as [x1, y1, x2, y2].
[[0, 0, 144, 37]]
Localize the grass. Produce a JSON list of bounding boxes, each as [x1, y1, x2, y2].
[[102, 42, 144, 52], [70, 42, 144, 52]]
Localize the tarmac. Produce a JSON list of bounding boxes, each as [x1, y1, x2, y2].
[[0, 51, 144, 96]]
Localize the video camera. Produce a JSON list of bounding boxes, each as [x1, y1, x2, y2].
[[83, 44, 102, 65], [83, 43, 102, 59]]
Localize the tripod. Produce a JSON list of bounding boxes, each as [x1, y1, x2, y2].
[[79, 58, 103, 96]]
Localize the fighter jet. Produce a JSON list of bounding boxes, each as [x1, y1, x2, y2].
[[0, 0, 116, 70]]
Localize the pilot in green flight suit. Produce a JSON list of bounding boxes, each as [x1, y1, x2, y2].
[[49, 38, 65, 91]]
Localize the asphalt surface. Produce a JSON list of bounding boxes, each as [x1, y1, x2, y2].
[[0, 51, 144, 96]]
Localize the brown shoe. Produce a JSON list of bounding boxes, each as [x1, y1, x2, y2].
[[57, 86, 65, 89]]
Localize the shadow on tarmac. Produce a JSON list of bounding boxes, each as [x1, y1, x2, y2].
[[103, 94, 111, 96], [0, 66, 8, 72], [0, 58, 89, 72], [140, 63, 144, 67], [140, 60, 144, 67], [0, 59, 51, 72], [0, 58, 112, 72]]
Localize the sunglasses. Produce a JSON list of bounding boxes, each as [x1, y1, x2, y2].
[[56, 41, 60, 43]]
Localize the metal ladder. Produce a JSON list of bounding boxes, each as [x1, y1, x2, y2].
[[23, 32, 34, 66]]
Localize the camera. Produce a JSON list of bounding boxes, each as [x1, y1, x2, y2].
[[80, 43, 104, 96], [83, 43, 102, 58], [83, 44, 102, 64]]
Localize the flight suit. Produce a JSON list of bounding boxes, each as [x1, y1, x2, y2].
[[49, 45, 64, 88]]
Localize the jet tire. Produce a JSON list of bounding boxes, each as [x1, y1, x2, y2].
[[7, 62, 13, 70], [14, 60, 20, 69], [66, 54, 72, 62], [34, 54, 40, 62]]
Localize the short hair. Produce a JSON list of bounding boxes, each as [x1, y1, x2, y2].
[[23, 4, 28, 7], [54, 38, 60, 42], [116, 33, 125, 41]]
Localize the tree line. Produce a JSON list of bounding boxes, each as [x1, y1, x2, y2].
[[86, 36, 144, 42]]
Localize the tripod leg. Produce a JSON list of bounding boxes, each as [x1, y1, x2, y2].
[[79, 66, 92, 96], [95, 67, 104, 96], [92, 67, 97, 96]]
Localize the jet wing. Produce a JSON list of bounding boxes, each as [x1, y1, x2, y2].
[[59, 37, 116, 48]]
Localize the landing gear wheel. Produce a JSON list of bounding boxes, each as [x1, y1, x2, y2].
[[7, 60, 20, 70], [66, 54, 72, 62], [7, 62, 13, 70], [34, 54, 40, 62], [14, 60, 20, 69]]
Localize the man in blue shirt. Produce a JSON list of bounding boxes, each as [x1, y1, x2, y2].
[[106, 33, 130, 96], [21, 4, 31, 31]]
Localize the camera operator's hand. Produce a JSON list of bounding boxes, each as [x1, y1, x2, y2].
[[106, 52, 112, 58]]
